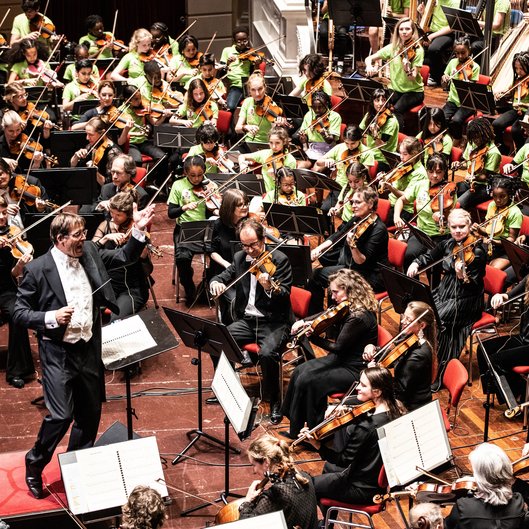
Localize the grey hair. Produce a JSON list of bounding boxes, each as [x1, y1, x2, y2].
[[470, 443, 513, 506], [409, 502, 443, 529]]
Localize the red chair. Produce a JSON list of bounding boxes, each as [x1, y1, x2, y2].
[[397, 132, 407, 145], [216, 110, 233, 135], [375, 238, 408, 322], [404, 65, 429, 134], [499, 154, 514, 174], [513, 366, 529, 427], [467, 265, 507, 385], [133, 167, 147, 188], [376, 198, 390, 225], [368, 160, 379, 181], [478, 74, 491, 86], [339, 122, 347, 142], [520, 215, 529, 236], [440, 358, 468, 431]]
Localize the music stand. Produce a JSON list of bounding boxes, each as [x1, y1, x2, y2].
[[443, 6, 484, 39], [275, 94, 309, 120], [31, 167, 99, 205], [382, 17, 399, 47], [290, 168, 342, 192], [381, 149, 401, 169], [502, 239, 529, 281], [154, 124, 197, 151], [340, 78, 386, 105], [379, 264, 442, 328], [266, 204, 328, 237], [243, 140, 270, 152], [267, 243, 313, 287], [208, 172, 266, 197], [72, 99, 99, 116], [102, 308, 180, 440], [26, 86, 52, 103], [163, 308, 244, 466], [405, 222, 436, 250], [453, 79, 496, 115]]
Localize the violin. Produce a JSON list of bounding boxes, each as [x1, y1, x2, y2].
[[78, 80, 99, 97], [512, 455, 529, 477], [249, 250, 282, 293], [311, 115, 331, 136], [26, 60, 64, 87], [192, 178, 222, 211], [425, 136, 445, 158], [483, 203, 510, 256], [430, 182, 457, 234], [151, 85, 182, 108], [287, 300, 351, 350], [187, 51, 204, 68], [265, 151, 286, 173], [0, 224, 33, 259], [452, 234, 478, 283], [379, 334, 419, 368], [29, 14, 59, 40], [106, 107, 149, 135], [466, 145, 489, 191], [401, 41, 417, 76], [18, 102, 60, 130], [238, 48, 266, 64], [95, 34, 128, 53], [255, 95, 283, 124], [9, 133, 58, 166], [196, 100, 215, 123], [348, 213, 377, 246], [454, 59, 474, 81], [91, 137, 112, 168], [290, 400, 377, 448], [10, 174, 58, 209], [369, 108, 392, 140], [304, 75, 328, 106], [277, 192, 303, 206], [204, 146, 234, 173], [377, 164, 413, 194]]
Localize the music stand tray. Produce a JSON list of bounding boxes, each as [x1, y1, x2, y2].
[[380, 264, 442, 328], [291, 168, 342, 192], [453, 79, 496, 115], [275, 94, 309, 120], [443, 6, 484, 39], [154, 124, 197, 151], [267, 204, 328, 237], [406, 222, 436, 250], [208, 172, 266, 197], [340, 77, 386, 104], [380, 150, 401, 169], [329, 0, 382, 27]]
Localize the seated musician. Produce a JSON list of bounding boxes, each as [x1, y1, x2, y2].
[[92, 192, 150, 322], [79, 14, 116, 60], [210, 218, 293, 425], [168, 34, 201, 87], [410, 503, 444, 529], [170, 78, 218, 128], [363, 301, 436, 411], [186, 53, 227, 110], [62, 43, 100, 83], [471, 177, 522, 270], [0, 194, 34, 389], [239, 126, 297, 193], [445, 443, 528, 529], [110, 28, 152, 82], [359, 88, 400, 174], [452, 117, 501, 210], [120, 485, 167, 529], [132, 60, 183, 109], [168, 155, 220, 306], [10, 0, 55, 48], [289, 53, 332, 105], [95, 154, 149, 212], [299, 366, 405, 517], [407, 208, 486, 388], [233, 434, 318, 528], [441, 36, 480, 142], [62, 59, 99, 118], [504, 137, 529, 187], [188, 124, 234, 174], [235, 72, 287, 146], [417, 108, 453, 164], [149, 21, 173, 67], [71, 116, 122, 186], [310, 186, 389, 311], [328, 162, 368, 222], [71, 80, 118, 130], [281, 269, 379, 439], [262, 167, 307, 207]]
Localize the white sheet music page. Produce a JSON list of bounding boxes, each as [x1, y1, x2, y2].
[[102, 314, 157, 365], [377, 400, 452, 487], [218, 511, 288, 528]]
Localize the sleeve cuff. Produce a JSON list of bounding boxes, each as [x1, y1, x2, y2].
[[45, 310, 59, 329]]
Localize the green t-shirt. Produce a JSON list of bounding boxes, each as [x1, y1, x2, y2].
[[300, 77, 333, 105], [485, 201, 523, 240], [177, 100, 219, 128], [323, 142, 375, 188], [513, 143, 529, 183], [417, 131, 453, 164], [416, 184, 458, 236], [444, 57, 480, 106], [484, 0, 511, 36], [248, 148, 297, 193], [402, 175, 430, 219], [301, 109, 342, 143], [168, 177, 207, 223], [262, 188, 306, 205], [220, 45, 253, 89], [389, 0, 410, 15], [12, 12, 53, 48], [169, 53, 197, 87], [115, 51, 144, 79], [430, 0, 461, 32], [79, 32, 113, 59], [463, 141, 501, 181], [119, 105, 147, 144], [389, 162, 428, 212], [239, 96, 273, 144], [378, 43, 424, 94], [360, 112, 400, 163], [188, 144, 219, 174]]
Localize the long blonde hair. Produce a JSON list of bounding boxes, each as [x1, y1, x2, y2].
[[390, 17, 419, 49], [328, 269, 378, 313]]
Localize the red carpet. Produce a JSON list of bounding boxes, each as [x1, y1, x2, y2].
[[0, 448, 67, 518]]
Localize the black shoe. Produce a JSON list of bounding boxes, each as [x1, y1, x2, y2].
[[206, 396, 219, 405], [25, 458, 43, 499], [278, 430, 296, 440], [7, 376, 25, 389], [270, 402, 283, 425]]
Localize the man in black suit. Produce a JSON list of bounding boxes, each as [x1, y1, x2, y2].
[[210, 218, 292, 424], [14, 204, 154, 499]]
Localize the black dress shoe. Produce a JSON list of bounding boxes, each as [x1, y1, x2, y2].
[[270, 402, 283, 425], [7, 376, 25, 389], [206, 396, 219, 405], [278, 430, 296, 440], [26, 475, 44, 499]]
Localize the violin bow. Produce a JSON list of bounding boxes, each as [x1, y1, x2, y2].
[[371, 36, 423, 77], [156, 477, 218, 507], [212, 236, 292, 301], [369, 146, 425, 191], [43, 483, 89, 529], [334, 141, 388, 169], [0, 8, 10, 31], [361, 97, 395, 140], [203, 32, 217, 56], [133, 154, 168, 191], [174, 20, 198, 44], [33, 35, 64, 86], [93, 9, 119, 61]]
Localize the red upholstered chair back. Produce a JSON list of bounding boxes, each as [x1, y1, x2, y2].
[[388, 238, 407, 270], [378, 465, 389, 488], [442, 358, 468, 409], [290, 286, 312, 319], [520, 215, 529, 236], [377, 325, 393, 347], [478, 74, 491, 85], [216, 110, 233, 134], [133, 167, 147, 188], [484, 265, 507, 296], [419, 65, 430, 85], [376, 198, 391, 225]]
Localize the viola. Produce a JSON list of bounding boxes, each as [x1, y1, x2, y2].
[[249, 250, 282, 293], [377, 164, 413, 194], [192, 179, 222, 211], [512, 455, 529, 477], [430, 182, 457, 234], [255, 95, 283, 124], [379, 334, 419, 368], [0, 224, 33, 259], [9, 133, 58, 166], [29, 14, 59, 40], [95, 34, 128, 53], [10, 174, 58, 209]]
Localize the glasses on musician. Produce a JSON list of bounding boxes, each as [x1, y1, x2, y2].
[[67, 229, 88, 240], [241, 240, 260, 250]]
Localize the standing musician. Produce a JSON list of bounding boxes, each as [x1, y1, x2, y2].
[[10, 0, 55, 48], [239, 126, 297, 193], [61, 60, 99, 117], [301, 366, 405, 516], [188, 123, 234, 174], [0, 194, 34, 389], [70, 116, 122, 187], [79, 14, 116, 60], [92, 192, 150, 322], [71, 80, 118, 130], [233, 434, 318, 528], [444, 443, 527, 529], [289, 53, 333, 105], [359, 88, 400, 174], [328, 162, 369, 223], [365, 18, 424, 131], [235, 73, 287, 146], [110, 28, 152, 82], [364, 301, 436, 411], [452, 117, 501, 210], [471, 177, 522, 270], [170, 78, 218, 128], [209, 218, 293, 425], [417, 108, 452, 163], [15, 205, 155, 500], [407, 208, 487, 387], [310, 186, 389, 307], [281, 269, 379, 439]]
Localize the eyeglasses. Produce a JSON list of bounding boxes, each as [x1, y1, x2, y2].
[[350, 200, 365, 205], [241, 240, 261, 250], [67, 229, 87, 240], [15, 93, 28, 99]]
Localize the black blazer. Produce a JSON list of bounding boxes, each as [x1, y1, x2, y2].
[[211, 247, 292, 322]]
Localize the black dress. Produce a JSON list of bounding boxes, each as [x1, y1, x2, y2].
[[445, 493, 529, 529], [313, 410, 391, 510], [413, 238, 486, 388], [239, 470, 319, 529], [281, 309, 378, 437]]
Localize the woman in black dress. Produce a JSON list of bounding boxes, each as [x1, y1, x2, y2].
[[281, 268, 378, 438], [363, 301, 436, 411], [302, 366, 405, 515], [237, 434, 318, 529], [407, 208, 486, 388]]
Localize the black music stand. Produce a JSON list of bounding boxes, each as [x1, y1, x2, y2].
[[405, 222, 436, 250], [72, 99, 99, 116], [26, 85, 52, 103], [453, 79, 496, 115], [443, 6, 484, 39], [380, 264, 442, 328], [381, 17, 399, 47], [102, 308, 180, 440], [267, 204, 328, 237], [154, 124, 197, 152], [381, 149, 401, 169], [49, 130, 87, 167], [163, 308, 243, 467], [290, 168, 342, 192], [31, 167, 99, 205], [340, 78, 386, 104], [275, 94, 309, 120], [268, 244, 313, 287], [502, 239, 529, 281], [208, 172, 266, 197]]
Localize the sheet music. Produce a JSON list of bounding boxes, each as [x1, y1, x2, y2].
[[216, 511, 288, 528], [102, 314, 157, 365], [59, 436, 168, 515], [377, 400, 452, 487]]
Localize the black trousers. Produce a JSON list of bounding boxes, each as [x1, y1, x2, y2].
[[389, 90, 424, 131], [493, 109, 527, 152], [425, 34, 455, 83], [456, 182, 490, 210], [443, 101, 474, 140]]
